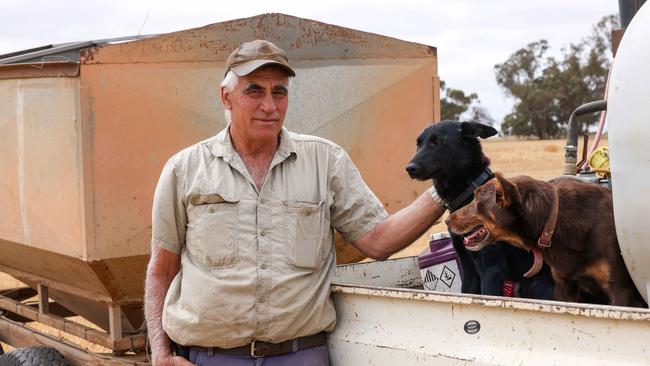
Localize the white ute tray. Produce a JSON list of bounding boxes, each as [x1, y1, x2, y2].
[[329, 257, 650, 365]]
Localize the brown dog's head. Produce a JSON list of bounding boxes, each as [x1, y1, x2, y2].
[[446, 173, 529, 252]]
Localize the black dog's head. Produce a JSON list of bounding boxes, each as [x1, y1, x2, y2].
[[405, 120, 497, 181]]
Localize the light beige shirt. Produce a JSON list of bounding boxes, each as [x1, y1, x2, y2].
[[152, 126, 387, 348]]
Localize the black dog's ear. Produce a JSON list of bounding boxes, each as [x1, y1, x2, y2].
[[460, 122, 498, 139], [494, 173, 520, 208]]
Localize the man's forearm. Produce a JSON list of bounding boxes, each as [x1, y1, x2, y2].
[[145, 273, 173, 357], [355, 189, 446, 260], [144, 249, 180, 359]]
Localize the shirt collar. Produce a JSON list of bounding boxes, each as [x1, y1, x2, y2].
[[208, 124, 297, 162], [276, 126, 297, 160]]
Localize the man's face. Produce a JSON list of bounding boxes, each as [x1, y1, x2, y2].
[[221, 66, 290, 143]]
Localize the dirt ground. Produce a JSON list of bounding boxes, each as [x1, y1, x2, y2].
[[391, 136, 599, 259]]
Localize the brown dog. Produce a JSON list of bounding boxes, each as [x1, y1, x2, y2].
[[446, 173, 645, 307]]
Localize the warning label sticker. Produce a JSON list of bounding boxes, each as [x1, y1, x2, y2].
[[423, 269, 439, 291], [420, 260, 462, 293], [440, 265, 456, 288]]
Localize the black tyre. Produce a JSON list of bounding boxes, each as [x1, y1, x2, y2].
[[0, 347, 68, 366]]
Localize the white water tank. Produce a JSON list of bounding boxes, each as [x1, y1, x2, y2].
[[607, 3, 650, 303]]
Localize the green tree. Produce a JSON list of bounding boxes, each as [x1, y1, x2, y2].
[[495, 15, 617, 139], [440, 80, 495, 126]]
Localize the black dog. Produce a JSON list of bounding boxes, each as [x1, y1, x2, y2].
[[406, 121, 555, 299]]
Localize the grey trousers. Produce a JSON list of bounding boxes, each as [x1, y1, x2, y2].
[[188, 345, 330, 366]]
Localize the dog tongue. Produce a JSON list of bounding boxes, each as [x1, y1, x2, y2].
[[523, 249, 544, 278], [463, 226, 486, 246]]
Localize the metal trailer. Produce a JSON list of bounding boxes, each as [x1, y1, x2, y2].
[[329, 258, 650, 365], [0, 13, 438, 364]]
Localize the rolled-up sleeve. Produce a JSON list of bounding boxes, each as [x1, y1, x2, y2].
[[151, 156, 187, 254], [328, 145, 388, 243]]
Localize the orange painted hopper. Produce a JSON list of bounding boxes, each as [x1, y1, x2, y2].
[[0, 13, 438, 342]]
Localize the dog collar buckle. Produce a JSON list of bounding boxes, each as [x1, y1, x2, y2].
[[537, 231, 553, 248], [537, 185, 559, 249]]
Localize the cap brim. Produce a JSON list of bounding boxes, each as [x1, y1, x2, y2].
[[230, 59, 296, 77]]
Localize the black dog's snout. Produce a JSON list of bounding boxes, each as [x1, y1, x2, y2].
[[405, 163, 420, 176]]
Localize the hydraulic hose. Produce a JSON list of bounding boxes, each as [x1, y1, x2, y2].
[[564, 100, 607, 175]]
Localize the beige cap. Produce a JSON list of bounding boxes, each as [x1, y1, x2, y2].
[[224, 39, 295, 77]]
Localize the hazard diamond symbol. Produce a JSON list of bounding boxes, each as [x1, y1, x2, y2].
[[440, 265, 456, 288], [423, 269, 439, 290]]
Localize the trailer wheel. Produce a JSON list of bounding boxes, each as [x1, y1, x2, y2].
[[0, 347, 68, 366]]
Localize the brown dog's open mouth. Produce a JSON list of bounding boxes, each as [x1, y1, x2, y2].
[[462, 225, 489, 247]]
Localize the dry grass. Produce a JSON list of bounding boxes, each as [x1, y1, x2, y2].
[[543, 144, 560, 153], [392, 137, 606, 258]]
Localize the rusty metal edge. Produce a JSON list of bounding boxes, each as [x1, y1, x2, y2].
[[80, 13, 437, 65], [0, 264, 112, 303], [331, 284, 650, 321], [0, 316, 149, 365], [229, 12, 438, 54], [0, 62, 79, 80]]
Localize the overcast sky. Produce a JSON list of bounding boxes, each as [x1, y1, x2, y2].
[[0, 0, 619, 122]]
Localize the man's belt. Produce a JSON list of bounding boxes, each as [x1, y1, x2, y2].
[[176, 332, 327, 358]]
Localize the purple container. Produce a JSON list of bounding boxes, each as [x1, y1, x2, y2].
[[418, 232, 463, 292]]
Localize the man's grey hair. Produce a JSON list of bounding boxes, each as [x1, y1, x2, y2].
[[221, 71, 239, 123], [220, 69, 292, 123]]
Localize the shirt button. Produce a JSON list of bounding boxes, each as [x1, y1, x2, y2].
[[208, 207, 214, 213], [259, 297, 266, 303], [260, 231, 266, 237], [259, 198, 266, 204], [261, 263, 267, 269]]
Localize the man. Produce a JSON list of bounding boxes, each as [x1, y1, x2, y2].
[[145, 39, 445, 366]]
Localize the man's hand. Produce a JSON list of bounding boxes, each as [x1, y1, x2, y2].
[[152, 353, 195, 366]]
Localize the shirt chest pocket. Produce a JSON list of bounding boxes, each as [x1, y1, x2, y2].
[[283, 200, 326, 269], [186, 193, 239, 268]]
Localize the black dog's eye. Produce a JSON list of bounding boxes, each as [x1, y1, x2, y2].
[[427, 135, 439, 147], [416, 137, 423, 151]]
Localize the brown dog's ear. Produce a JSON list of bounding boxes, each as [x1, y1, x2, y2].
[[460, 121, 498, 139], [494, 173, 519, 208]]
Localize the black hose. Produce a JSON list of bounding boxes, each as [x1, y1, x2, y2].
[[618, 0, 644, 28], [564, 100, 607, 175]]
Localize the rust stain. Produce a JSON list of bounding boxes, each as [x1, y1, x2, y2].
[[0, 62, 79, 79], [80, 46, 99, 63], [78, 13, 435, 65]]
